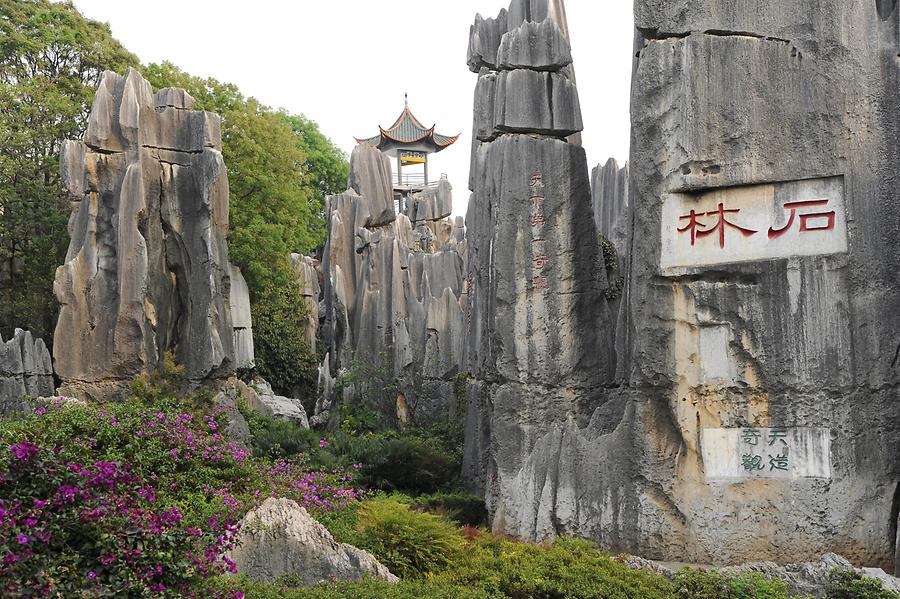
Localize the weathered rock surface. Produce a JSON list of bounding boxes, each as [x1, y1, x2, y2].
[[0, 329, 55, 414], [624, 553, 900, 598], [621, 0, 900, 568], [464, 0, 900, 573], [291, 253, 321, 352], [53, 68, 248, 400], [462, 0, 617, 543], [229, 264, 254, 370], [498, 19, 572, 71], [228, 498, 397, 585], [253, 378, 309, 429], [591, 158, 632, 382], [318, 143, 468, 425]]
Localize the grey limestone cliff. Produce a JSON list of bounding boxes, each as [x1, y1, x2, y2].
[[53, 68, 250, 400], [0, 329, 54, 414], [463, 0, 900, 573], [462, 0, 618, 542], [318, 145, 468, 424]]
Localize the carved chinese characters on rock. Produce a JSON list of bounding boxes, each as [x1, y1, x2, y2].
[[530, 172, 549, 293], [661, 177, 848, 271], [700, 427, 832, 480]]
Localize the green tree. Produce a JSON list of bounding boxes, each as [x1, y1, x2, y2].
[[143, 62, 347, 294], [0, 0, 139, 340], [144, 63, 349, 397]]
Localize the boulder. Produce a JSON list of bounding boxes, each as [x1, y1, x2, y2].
[[228, 498, 398, 585], [253, 379, 309, 429]]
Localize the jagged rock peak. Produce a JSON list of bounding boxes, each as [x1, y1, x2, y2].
[[498, 18, 573, 71], [54, 69, 244, 400], [0, 329, 55, 414], [468, 0, 574, 73], [348, 144, 395, 229]]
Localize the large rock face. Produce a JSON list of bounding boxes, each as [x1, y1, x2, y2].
[[0, 329, 54, 414], [462, 0, 617, 541], [228, 498, 397, 585], [463, 0, 900, 572], [625, 0, 900, 569], [592, 158, 631, 383], [54, 68, 249, 400], [318, 145, 468, 424]]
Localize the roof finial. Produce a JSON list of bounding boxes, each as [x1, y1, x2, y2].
[[404, 92, 408, 108]]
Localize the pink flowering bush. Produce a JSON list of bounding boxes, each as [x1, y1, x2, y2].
[[0, 381, 360, 597]]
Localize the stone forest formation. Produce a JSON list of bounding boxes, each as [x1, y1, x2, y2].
[[2, 0, 899, 586]]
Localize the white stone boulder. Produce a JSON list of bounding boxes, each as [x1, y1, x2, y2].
[[228, 498, 398, 585]]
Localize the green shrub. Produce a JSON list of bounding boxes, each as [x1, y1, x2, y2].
[[440, 535, 675, 599], [241, 415, 462, 494], [207, 575, 498, 598], [358, 435, 457, 492], [252, 279, 318, 406], [314, 499, 361, 545], [413, 490, 487, 527], [352, 496, 465, 578], [673, 568, 791, 599], [826, 568, 899, 599]]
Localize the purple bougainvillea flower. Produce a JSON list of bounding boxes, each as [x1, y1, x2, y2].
[[9, 440, 39, 462]]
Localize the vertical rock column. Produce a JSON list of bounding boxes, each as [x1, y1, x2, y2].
[[54, 68, 246, 400], [0, 329, 54, 413], [318, 145, 468, 424], [629, 0, 900, 567], [463, 0, 616, 539]]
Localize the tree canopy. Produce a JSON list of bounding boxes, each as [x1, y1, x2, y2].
[[0, 0, 139, 339], [0, 3, 348, 350], [143, 62, 349, 295]]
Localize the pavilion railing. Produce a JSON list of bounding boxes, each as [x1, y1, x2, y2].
[[392, 173, 445, 189]]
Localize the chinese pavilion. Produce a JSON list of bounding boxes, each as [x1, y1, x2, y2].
[[355, 96, 459, 209]]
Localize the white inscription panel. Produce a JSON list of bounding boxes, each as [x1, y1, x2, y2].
[[661, 177, 847, 271], [701, 427, 832, 481]]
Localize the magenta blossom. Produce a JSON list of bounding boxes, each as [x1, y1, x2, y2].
[[9, 440, 39, 462]]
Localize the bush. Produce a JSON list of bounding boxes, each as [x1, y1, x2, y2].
[[0, 377, 358, 597], [252, 279, 318, 405], [352, 496, 465, 579], [412, 490, 487, 527], [673, 568, 791, 599], [442, 534, 675, 599], [207, 575, 497, 599], [241, 413, 462, 494], [826, 568, 899, 599]]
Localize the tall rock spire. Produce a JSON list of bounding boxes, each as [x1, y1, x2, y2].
[[462, 0, 615, 539]]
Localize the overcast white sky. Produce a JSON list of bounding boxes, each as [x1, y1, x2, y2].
[[70, 1, 634, 216]]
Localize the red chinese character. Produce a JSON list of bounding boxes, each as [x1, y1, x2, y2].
[[530, 172, 543, 187], [533, 254, 550, 269], [677, 209, 706, 246], [530, 213, 546, 227], [530, 195, 545, 211], [694, 203, 758, 248], [533, 276, 549, 290], [768, 199, 835, 239]]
